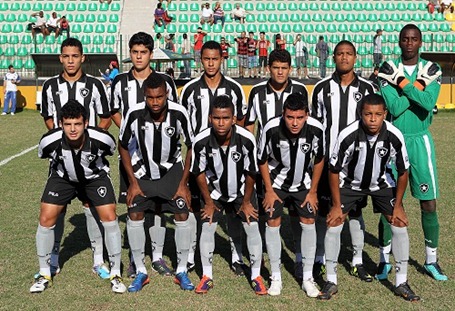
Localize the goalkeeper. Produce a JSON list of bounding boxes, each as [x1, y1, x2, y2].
[[377, 24, 447, 281]]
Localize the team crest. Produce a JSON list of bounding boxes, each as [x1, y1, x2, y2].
[[165, 126, 176, 137], [80, 87, 90, 98], [231, 151, 241, 162], [86, 154, 96, 162], [376, 147, 388, 157], [419, 183, 429, 193], [175, 197, 186, 209], [97, 186, 107, 198], [353, 92, 363, 102], [300, 143, 311, 153], [390, 198, 396, 207]]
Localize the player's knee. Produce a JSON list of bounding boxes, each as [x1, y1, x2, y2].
[[420, 199, 436, 212], [267, 217, 281, 227], [300, 217, 315, 225], [174, 212, 189, 222], [129, 211, 145, 221]]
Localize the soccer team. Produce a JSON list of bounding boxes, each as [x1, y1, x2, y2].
[[30, 24, 446, 302]]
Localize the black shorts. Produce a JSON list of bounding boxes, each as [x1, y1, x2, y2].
[[128, 164, 189, 215], [118, 156, 128, 204], [317, 163, 367, 217], [259, 56, 267, 67], [189, 174, 202, 213], [41, 171, 116, 207], [201, 193, 259, 223], [47, 26, 58, 33], [266, 188, 316, 220], [339, 187, 395, 216]]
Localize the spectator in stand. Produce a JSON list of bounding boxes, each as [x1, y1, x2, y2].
[[100, 0, 113, 4], [257, 32, 271, 78], [275, 34, 286, 50], [294, 34, 309, 79], [235, 31, 249, 78], [155, 3, 167, 28], [155, 33, 163, 49], [231, 4, 250, 24], [46, 12, 60, 38], [247, 32, 258, 78], [441, 0, 454, 13], [220, 37, 231, 74], [165, 34, 176, 73], [213, 2, 226, 28], [373, 29, 383, 67], [194, 27, 207, 74], [30, 11, 48, 39], [59, 16, 70, 39], [200, 2, 214, 26], [181, 33, 192, 78], [99, 61, 119, 87], [368, 66, 380, 92], [315, 36, 328, 78], [427, 0, 442, 13]]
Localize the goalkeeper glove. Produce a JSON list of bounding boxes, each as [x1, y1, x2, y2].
[[414, 61, 442, 90], [378, 61, 409, 88]]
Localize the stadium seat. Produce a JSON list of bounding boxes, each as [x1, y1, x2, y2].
[[32, 3, 43, 11], [13, 59, 23, 69], [100, 3, 110, 11], [279, 14, 289, 23], [364, 3, 374, 11], [346, 13, 356, 23], [383, 23, 394, 33], [6, 14, 16, 23], [21, 35, 32, 45], [107, 25, 117, 33], [80, 35, 91, 45], [353, 34, 364, 44], [402, 13, 411, 22], [368, 13, 378, 22], [309, 3, 319, 11], [4, 47, 15, 56], [66, 3, 76, 11], [281, 24, 291, 33], [357, 14, 367, 22], [245, 3, 254, 11], [327, 24, 337, 33], [364, 34, 374, 44], [190, 3, 199, 11], [97, 14, 107, 23], [292, 24, 303, 33], [21, 3, 32, 11], [228, 58, 238, 69], [361, 58, 373, 68], [179, 3, 188, 11], [324, 14, 334, 23], [304, 24, 314, 33], [0, 14, 4, 23], [44, 35, 55, 45], [268, 14, 278, 23], [96, 24, 106, 33], [18, 13, 28, 22], [435, 13, 446, 21], [8, 34, 19, 45], [256, 13, 266, 23], [315, 24, 325, 33], [412, 13, 422, 22], [429, 23, 439, 32], [178, 24, 189, 33], [10, 3, 20, 11], [77, 3, 87, 11], [72, 24, 82, 34], [290, 14, 300, 23], [338, 24, 348, 33], [342, 3, 352, 11], [288, 3, 298, 11], [190, 14, 199, 23], [299, 3, 308, 11], [353, 3, 363, 11], [223, 3, 232, 12], [247, 24, 257, 33], [440, 23, 451, 32], [202, 23, 211, 33], [357, 46, 368, 55], [313, 14, 322, 22], [87, 14, 96, 23], [44, 3, 53, 11], [306, 34, 318, 45], [361, 24, 371, 33], [301, 13, 311, 23], [1, 24, 12, 33], [246, 14, 255, 23], [423, 13, 434, 21], [321, 3, 330, 11], [224, 24, 234, 33], [93, 35, 103, 45], [335, 14, 345, 22], [34, 36, 44, 45], [75, 14, 84, 23], [91, 47, 102, 53], [270, 24, 279, 33], [88, 3, 98, 11], [84, 24, 94, 34], [266, 3, 276, 11], [329, 34, 340, 44], [111, 3, 121, 11], [0, 59, 9, 70], [105, 35, 116, 45]]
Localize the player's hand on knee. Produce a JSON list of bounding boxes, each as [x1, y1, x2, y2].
[[263, 190, 282, 218], [201, 201, 218, 224], [302, 192, 318, 215], [390, 205, 409, 227], [238, 201, 258, 225], [327, 205, 344, 227], [126, 183, 145, 208], [173, 184, 192, 211]]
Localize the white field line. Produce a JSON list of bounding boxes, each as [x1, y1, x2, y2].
[[0, 145, 38, 167]]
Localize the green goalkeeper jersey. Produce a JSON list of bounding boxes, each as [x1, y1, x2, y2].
[[379, 56, 441, 135]]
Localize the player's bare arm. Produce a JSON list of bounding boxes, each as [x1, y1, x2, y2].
[[301, 157, 324, 214], [238, 173, 258, 225], [259, 161, 282, 217], [327, 170, 345, 227], [196, 172, 218, 224], [390, 171, 409, 227], [173, 149, 192, 211], [118, 142, 144, 207]]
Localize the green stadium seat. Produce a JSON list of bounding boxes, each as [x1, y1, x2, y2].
[[321, 3, 330, 11], [32, 3, 43, 11], [364, 3, 374, 11], [55, 3, 64, 12], [224, 24, 234, 33], [332, 3, 341, 11], [392, 46, 401, 55], [336, 14, 345, 22], [326, 58, 335, 69], [67, 3, 76, 11], [375, 3, 385, 11], [97, 14, 107, 23], [407, 3, 417, 11], [178, 24, 189, 33], [13, 24, 24, 34], [13, 59, 23, 69], [397, 3, 406, 11], [10, 3, 20, 11], [299, 3, 308, 11], [22, 35, 32, 45], [0, 59, 9, 70], [379, 13, 389, 22], [346, 13, 356, 22], [324, 14, 334, 23], [440, 23, 451, 32], [327, 24, 337, 33], [423, 13, 434, 21], [93, 35, 103, 45], [82, 46, 89, 54], [155, 24, 165, 33], [9, 34, 19, 44], [288, 46, 296, 56], [44, 3, 53, 11], [419, 23, 429, 32], [353, 34, 364, 44], [91, 47, 102, 53], [72, 24, 82, 34], [2, 24, 12, 33], [435, 13, 445, 21], [17, 47, 28, 57], [357, 13, 367, 22], [304, 24, 314, 33], [383, 23, 394, 33], [315, 24, 325, 33], [343, 3, 352, 11], [75, 14, 84, 23], [202, 23, 211, 33], [446, 34, 455, 43], [361, 24, 371, 33], [312, 58, 320, 68], [17, 14, 28, 22], [329, 34, 340, 44], [281, 24, 291, 33], [105, 35, 116, 45], [368, 13, 378, 22], [0, 14, 4, 22], [228, 58, 238, 69], [290, 14, 300, 23], [88, 3, 98, 11], [245, 3, 254, 11], [77, 3, 87, 11], [357, 46, 368, 55], [385, 2, 396, 11], [270, 24, 279, 33], [365, 34, 374, 43], [382, 46, 392, 55], [266, 3, 276, 11], [189, 13, 199, 23], [313, 14, 322, 22], [361, 58, 373, 68], [4, 47, 15, 56], [402, 13, 411, 22], [87, 14, 96, 23], [111, 3, 121, 11], [0, 47, 3, 56], [6, 14, 16, 23], [167, 24, 177, 33], [255, 3, 265, 11], [350, 24, 360, 33], [246, 14, 255, 23], [80, 35, 91, 45], [412, 13, 422, 22], [84, 24, 94, 33], [268, 14, 277, 23], [257, 13, 266, 23], [21, 3, 32, 11], [247, 24, 256, 33], [45, 35, 55, 44], [292, 24, 303, 33], [301, 13, 311, 23], [279, 14, 289, 23], [338, 24, 348, 33], [190, 3, 199, 11], [223, 3, 232, 12], [306, 34, 318, 45], [107, 25, 117, 33], [429, 23, 439, 32], [288, 3, 298, 11], [309, 3, 319, 11], [100, 3, 109, 11], [179, 3, 188, 11], [35, 35, 44, 45], [353, 3, 363, 11], [96, 24, 106, 33]]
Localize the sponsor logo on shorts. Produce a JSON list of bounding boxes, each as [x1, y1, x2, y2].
[[390, 198, 396, 207], [80, 87, 90, 98], [176, 197, 186, 209], [353, 92, 363, 102], [48, 191, 59, 197], [97, 186, 107, 197], [306, 203, 314, 214], [377, 147, 388, 157], [419, 183, 429, 193], [300, 142, 311, 153], [165, 126, 175, 137], [231, 151, 241, 162]]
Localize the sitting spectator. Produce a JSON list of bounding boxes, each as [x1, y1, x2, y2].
[[441, 0, 454, 13], [428, 0, 442, 13], [275, 34, 286, 50], [59, 16, 70, 39], [46, 12, 60, 38], [200, 2, 214, 26], [213, 2, 225, 27], [99, 61, 119, 86], [155, 3, 166, 27], [29, 11, 48, 38], [231, 4, 250, 24]]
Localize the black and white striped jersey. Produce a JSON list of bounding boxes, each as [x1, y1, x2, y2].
[[329, 120, 409, 192], [311, 73, 375, 156], [245, 79, 309, 137], [191, 125, 258, 202], [110, 69, 178, 119], [38, 127, 116, 182], [119, 101, 194, 180], [41, 73, 110, 127], [258, 116, 324, 192], [180, 75, 247, 134]]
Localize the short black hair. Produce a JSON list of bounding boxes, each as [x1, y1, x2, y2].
[[268, 49, 291, 66], [61, 38, 83, 54], [283, 92, 309, 113], [60, 100, 87, 122], [8, 65, 13, 70], [144, 72, 166, 92], [210, 95, 234, 114], [360, 94, 387, 111], [333, 40, 356, 55], [399, 23, 422, 41], [319, 36, 324, 40], [260, 31, 265, 35], [129, 32, 154, 52], [201, 40, 223, 57]]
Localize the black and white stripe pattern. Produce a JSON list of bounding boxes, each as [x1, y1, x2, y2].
[[258, 116, 325, 192], [180, 75, 247, 134], [119, 101, 194, 180], [329, 120, 409, 192], [245, 79, 309, 138], [41, 73, 110, 127], [191, 125, 258, 202], [110, 69, 178, 118], [311, 73, 374, 156], [38, 127, 116, 182]]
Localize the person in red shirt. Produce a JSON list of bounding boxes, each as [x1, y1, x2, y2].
[[275, 34, 286, 51], [220, 37, 231, 74], [235, 31, 248, 78], [247, 32, 258, 78], [257, 32, 271, 78], [194, 27, 207, 74]]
